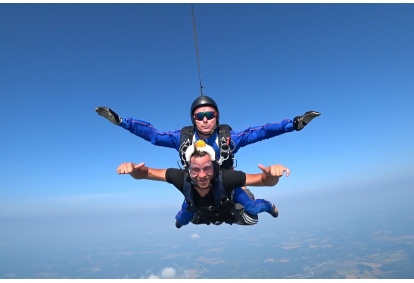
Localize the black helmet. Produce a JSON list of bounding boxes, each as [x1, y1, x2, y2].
[[190, 95, 219, 125]]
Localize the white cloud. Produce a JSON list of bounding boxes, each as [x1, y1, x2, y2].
[[160, 267, 176, 279], [190, 233, 200, 238], [145, 267, 176, 279], [144, 267, 202, 279]]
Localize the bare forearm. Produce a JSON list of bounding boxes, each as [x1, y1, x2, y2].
[[117, 162, 167, 182], [131, 167, 166, 181], [245, 173, 278, 186], [147, 168, 167, 181], [261, 175, 280, 186], [245, 164, 289, 187], [129, 166, 148, 179]]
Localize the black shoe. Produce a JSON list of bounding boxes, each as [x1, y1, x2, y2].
[[95, 107, 121, 125], [293, 111, 321, 131], [270, 204, 279, 218], [175, 220, 182, 229]]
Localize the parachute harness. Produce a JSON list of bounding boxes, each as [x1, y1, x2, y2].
[[217, 135, 235, 166]]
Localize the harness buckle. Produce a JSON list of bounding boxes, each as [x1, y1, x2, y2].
[[217, 136, 231, 165], [179, 139, 192, 168], [220, 197, 229, 206]]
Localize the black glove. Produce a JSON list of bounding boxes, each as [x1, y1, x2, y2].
[[95, 107, 121, 125], [293, 111, 321, 131]]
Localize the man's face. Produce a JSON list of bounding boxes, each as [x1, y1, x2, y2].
[[193, 106, 217, 136], [189, 155, 214, 189]]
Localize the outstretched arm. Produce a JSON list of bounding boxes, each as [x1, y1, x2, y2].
[[245, 164, 290, 187], [230, 111, 321, 151], [117, 162, 167, 182], [96, 107, 181, 149]]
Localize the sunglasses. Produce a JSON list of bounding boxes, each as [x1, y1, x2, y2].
[[193, 111, 216, 121]]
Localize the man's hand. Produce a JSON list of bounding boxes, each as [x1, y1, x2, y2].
[[96, 106, 121, 125], [117, 162, 146, 178], [258, 164, 290, 177], [293, 111, 321, 131]]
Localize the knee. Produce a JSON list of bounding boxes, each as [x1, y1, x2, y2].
[[242, 201, 260, 215]]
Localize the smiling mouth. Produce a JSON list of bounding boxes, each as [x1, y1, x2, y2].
[[198, 179, 209, 186], [198, 182, 212, 189]]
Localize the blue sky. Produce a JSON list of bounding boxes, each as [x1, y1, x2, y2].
[[1, 3, 414, 221], [2, 3, 414, 279]]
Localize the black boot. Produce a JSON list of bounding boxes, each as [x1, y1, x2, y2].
[[95, 107, 121, 125], [293, 111, 321, 131], [269, 204, 279, 218]]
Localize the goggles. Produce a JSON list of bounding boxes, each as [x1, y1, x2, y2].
[[193, 111, 216, 121], [189, 161, 214, 175]]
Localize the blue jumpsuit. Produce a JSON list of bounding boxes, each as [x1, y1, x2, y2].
[[118, 118, 294, 225]]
